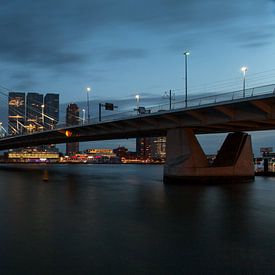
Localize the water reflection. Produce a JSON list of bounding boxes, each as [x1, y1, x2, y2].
[[0, 164, 274, 273]]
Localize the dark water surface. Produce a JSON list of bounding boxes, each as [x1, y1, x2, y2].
[[0, 164, 274, 274]]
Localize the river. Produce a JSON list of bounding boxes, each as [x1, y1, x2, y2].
[[0, 164, 274, 274]]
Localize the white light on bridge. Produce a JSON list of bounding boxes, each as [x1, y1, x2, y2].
[[241, 66, 248, 98]]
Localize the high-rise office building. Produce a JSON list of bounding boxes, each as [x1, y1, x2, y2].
[[44, 93, 59, 130], [26, 92, 43, 132], [136, 137, 152, 159], [66, 103, 80, 155], [151, 137, 166, 160], [136, 136, 166, 160], [8, 92, 25, 135]]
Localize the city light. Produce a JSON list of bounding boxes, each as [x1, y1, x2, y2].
[[135, 94, 140, 113], [65, 130, 73, 137]]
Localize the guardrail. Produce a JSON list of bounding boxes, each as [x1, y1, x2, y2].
[[83, 83, 275, 125]]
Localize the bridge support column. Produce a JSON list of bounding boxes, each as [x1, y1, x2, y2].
[[164, 128, 254, 184]]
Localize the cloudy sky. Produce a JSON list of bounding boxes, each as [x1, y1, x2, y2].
[[0, 0, 275, 104]]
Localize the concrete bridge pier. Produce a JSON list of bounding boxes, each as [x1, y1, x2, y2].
[[163, 128, 255, 184]]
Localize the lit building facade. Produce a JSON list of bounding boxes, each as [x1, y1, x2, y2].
[[66, 103, 80, 155], [26, 92, 43, 132], [7, 148, 59, 163], [136, 136, 166, 160], [151, 136, 166, 160], [44, 93, 59, 130], [136, 137, 152, 159], [8, 92, 25, 135]]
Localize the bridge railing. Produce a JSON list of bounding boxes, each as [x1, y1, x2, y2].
[[78, 83, 275, 125]]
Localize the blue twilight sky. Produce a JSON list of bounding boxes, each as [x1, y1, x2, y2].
[[0, 0, 274, 103], [1, 0, 275, 154]]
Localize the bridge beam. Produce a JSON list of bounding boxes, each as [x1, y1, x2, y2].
[[164, 128, 254, 184]]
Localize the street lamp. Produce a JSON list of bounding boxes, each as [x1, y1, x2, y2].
[[183, 51, 190, 107], [241, 66, 248, 98], [50, 118, 54, 130], [135, 94, 140, 113], [41, 104, 45, 127], [82, 109, 85, 124], [86, 87, 91, 122]]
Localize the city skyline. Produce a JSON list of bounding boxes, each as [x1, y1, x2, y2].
[[0, 0, 274, 103]]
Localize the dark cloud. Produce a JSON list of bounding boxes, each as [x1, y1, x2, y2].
[[11, 73, 37, 91], [232, 25, 275, 48], [0, 0, 272, 70], [0, 0, 273, 94]]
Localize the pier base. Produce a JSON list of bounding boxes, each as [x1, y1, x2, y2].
[[164, 129, 254, 184]]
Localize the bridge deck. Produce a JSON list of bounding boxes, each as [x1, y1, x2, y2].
[[1, 87, 275, 150]]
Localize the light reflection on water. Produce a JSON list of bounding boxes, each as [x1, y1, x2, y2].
[[0, 164, 274, 274]]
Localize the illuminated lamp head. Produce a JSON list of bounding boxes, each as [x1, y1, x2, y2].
[[65, 130, 73, 137]]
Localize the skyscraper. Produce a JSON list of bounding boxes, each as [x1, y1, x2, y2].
[[66, 103, 80, 155], [136, 136, 166, 160], [136, 137, 152, 159], [26, 92, 43, 132], [8, 92, 25, 135], [44, 93, 59, 130], [151, 137, 166, 160]]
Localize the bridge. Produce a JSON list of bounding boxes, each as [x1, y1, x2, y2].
[[1, 84, 275, 183]]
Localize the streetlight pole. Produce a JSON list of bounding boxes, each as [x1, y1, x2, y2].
[[241, 66, 248, 98], [82, 109, 85, 124], [184, 51, 190, 108], [86, 87, 91, 122], [41, 104, 45, 128], [135, 94, 140, 114]]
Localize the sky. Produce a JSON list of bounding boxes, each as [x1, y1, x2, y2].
[[0, 0, 275, 103], [0, 0, 275, 154]]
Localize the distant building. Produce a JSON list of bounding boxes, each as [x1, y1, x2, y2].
[[136, 137, 152, 159], [136, 136, 166, 160], [113, 146, 128, 159], [44, 93, 59, 130], [151, 137, 166, 160], [26, 92, 43, 132], [7, 148, 59, 163], [85, 148, 114, 156], [66, 103, 80, 155], [8, 92, 25, 135]]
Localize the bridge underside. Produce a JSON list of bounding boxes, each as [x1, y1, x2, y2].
[[164, 129, 254, 184]]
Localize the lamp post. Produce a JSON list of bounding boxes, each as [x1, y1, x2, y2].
[[183, 51, 190, 108], [82, 109, 85, 124], [135, 94, 140, 114], [241, 66, 248, 98], [49, 117, 55, 130], [86, 87, 91, 122], [41, 104, 45, 128]]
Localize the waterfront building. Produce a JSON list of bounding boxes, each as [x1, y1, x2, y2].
[[151, 137, 166, 160], [85, 148, 118, 163], [8, 92, 25, 135], [7, 148, 59, 163], [26, 92, 44, 132], [44, 93, 59, 130], [66, 103, 80, 155], [136, 137, 152, 159], [113, 146, 128, 159]]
